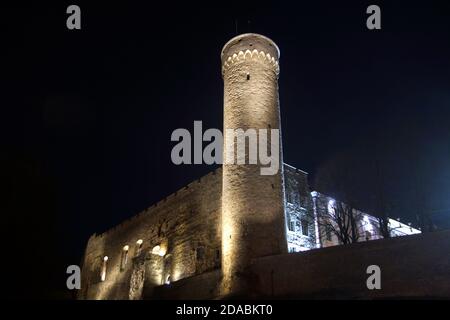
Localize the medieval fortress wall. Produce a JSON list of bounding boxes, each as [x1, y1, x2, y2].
[[79, 164, 310, 299], [79, 168, 223, 299]]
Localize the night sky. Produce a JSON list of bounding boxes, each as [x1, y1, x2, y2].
[[4, 1, 450, 298]]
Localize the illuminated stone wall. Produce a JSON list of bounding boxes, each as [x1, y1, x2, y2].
[[78, 168, 223, 300], [284, 165, 317, 251], [221, 34, 287, 297], [78, 163, 311, 299]]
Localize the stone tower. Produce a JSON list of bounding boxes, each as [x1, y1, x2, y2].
[[221, 33, 287, 296]]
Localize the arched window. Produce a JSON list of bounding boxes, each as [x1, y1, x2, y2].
[[135, 239, 143, 256], [100, 256, 108, 282], [152, 245, 161, 255], [152, 244, 166, 257], [121, 245, 129, 270], [165, 275, 171, 285]]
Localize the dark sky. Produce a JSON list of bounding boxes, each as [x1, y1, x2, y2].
[[4, 1, 450, 298]]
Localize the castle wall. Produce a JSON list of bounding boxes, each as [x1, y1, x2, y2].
[[250, 230, 450, 299], [78, 162, 430, 300], [79, 168, 223, 300], [79, 163, 311, 299]]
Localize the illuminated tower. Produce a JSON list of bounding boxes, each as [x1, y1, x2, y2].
[[221, 33, 287, 296]]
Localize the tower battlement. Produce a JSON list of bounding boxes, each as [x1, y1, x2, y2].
[[221, 33, 280, 76]]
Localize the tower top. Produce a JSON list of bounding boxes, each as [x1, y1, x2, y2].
[[221, 33, 280, 64]]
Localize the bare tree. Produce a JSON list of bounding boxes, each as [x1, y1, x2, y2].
[[316, 199, 363, 245], [374, 156, 391, 238], [312, 153, 366, 245]]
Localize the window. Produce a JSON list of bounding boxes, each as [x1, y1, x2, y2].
[[246, 73, 250, 80], [165, 275, 171, 285], [152, 244, 166, 257], [301, 219, 309, 236], [215, 249, 220, 260], [100, 256, 108, 282], [135, 239, 143, 256], [288, 220, 295, 232], [120, 245, 129, 270], [286, 192, 292, 204], [365, 231, 372, 241], [196, 247, 205, 260]]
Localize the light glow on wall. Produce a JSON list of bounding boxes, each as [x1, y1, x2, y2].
[[363, 215, 374, 233], [100, 256, 108, 282], [152, 245, 166, 257], [328, 199, 336, 214]]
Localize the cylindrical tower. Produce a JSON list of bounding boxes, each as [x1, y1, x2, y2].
[[221, 33, 287, 297]]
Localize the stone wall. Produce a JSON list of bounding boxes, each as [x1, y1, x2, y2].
[[284, 165, 316, 251], [78, 167, 223, 300], [249, 230, 450, 299], [78, 163, 310, 299], [78, 161, 449, 300], [152, 270, 221, 300], [284, 165, 311, 207]]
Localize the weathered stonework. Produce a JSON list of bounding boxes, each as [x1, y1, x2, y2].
[[79, 168, 223, 299], [221, 33, 287, 297], [78, 163, 310, 300]]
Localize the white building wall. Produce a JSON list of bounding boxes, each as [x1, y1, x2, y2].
[[286, 190, 421, 251]]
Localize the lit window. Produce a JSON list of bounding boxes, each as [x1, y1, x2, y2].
[[136, 239, 143, 256], [328, 199, 336, 214], [152, 244, 166, 257], [100, 256, 108, 282], [121, 245, 129, 270]]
